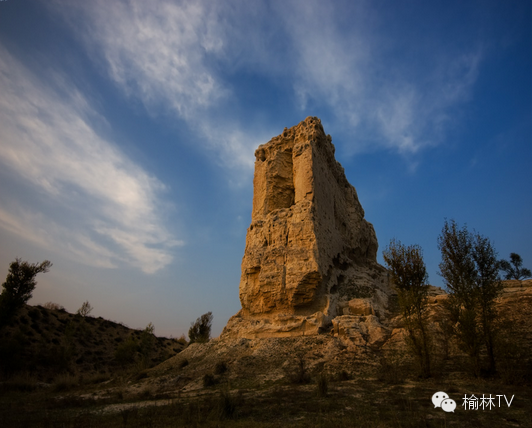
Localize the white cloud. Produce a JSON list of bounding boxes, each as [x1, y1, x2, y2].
[[49, 0, 265, 174], [49, 0, 482, 164], [0, 206, 119, 270], [276, 1, 482, 155], [0, 45, 181, 273], [52, 0, 227, 119]]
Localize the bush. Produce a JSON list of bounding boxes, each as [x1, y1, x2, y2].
[[139, 322, 156, 360], [188, 312, 213, 344], [114, 337, 138, 366], [336, 370, 350, 382], [176, 334, 188, 346], [284, 354, 311, 384], [214, 361, 228, 375], [203, 373, 216, 387], [43, 302, 65, 311], [76, 301, 93, 317]]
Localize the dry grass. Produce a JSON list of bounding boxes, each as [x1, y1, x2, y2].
[[1, 286, 530, 427], [1, 372, 530, 427]]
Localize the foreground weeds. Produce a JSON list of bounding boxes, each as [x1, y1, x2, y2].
[[0, 374, 530, 427]]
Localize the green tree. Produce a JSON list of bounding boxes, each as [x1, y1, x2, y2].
[[0, 258, 52, 326], [188, 312, 213, 344], [438, 220, 481, 375], [438, 220, 502, 375], [499, 253, 531, 282], [383, 239, 432, 378]]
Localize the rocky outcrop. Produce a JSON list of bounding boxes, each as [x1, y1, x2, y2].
[[223, 117, 391, 339]]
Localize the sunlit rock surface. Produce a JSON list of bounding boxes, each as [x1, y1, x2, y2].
[[223, 117, 391, 339]]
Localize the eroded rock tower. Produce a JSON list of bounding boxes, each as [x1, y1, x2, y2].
[[223, 117, 390, 340]]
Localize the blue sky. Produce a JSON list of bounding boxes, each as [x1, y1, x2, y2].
[[0, 0, 530, 338]]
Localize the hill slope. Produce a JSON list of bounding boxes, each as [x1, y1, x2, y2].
[[0, 304, 185, 381]]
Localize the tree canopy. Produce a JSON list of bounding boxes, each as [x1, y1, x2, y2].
[[499, 253, 531, 280], [188, 311, 213, 344], [0, 258, 52, 326]]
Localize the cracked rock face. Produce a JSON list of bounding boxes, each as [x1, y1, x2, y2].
[[223, 117, 390, 339]]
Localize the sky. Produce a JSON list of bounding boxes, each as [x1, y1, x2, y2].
[[0, 0, 530, 338]]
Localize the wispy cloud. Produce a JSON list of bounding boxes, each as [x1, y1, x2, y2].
[[0, 206, 119, 270], [50, 0, 482, 164], [276, 1, 482, 155], [50, 0, 264, 174], [52, 0, 227, 119], [0, 45, 181, 273]]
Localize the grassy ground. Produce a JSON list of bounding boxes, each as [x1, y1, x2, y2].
[[1, 286, 530, 427], [1, 370, 530, 427]]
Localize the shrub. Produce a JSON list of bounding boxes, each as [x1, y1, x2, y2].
[[76, 301, 93, 317], [214, 361, 228, 375], [188, 312, 213, 344], [139, 322, 156, 360], [43, 302, 65, 311], [499, 253, 531, 281], [284, 354, 311, 384], [114, 337, 138, 366], [336, 370, 350, 381], [176, 334, 188, 346], [203, 373, 216, 387]]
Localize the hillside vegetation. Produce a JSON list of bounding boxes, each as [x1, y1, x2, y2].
[[0, 303, 185, 382], [0, 282, 530, 427]]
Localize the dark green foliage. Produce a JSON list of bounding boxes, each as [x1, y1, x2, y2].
[[499, 253, 531, 281], [0, 259, 51, 327], [438, 219, 502, 376], [383, 239, 431, 378], [188, 311, 213, 343]]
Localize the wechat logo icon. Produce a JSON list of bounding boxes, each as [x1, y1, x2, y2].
[[432, 391, 456, 413]]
